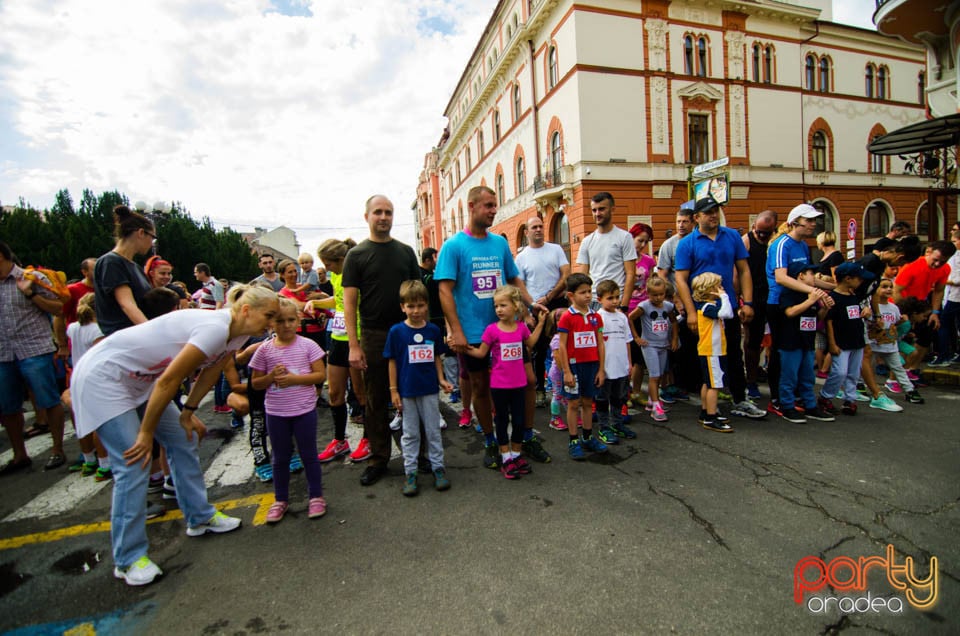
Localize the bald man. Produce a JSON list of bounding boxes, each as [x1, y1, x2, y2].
[[742, 211, 778, 398], [516, 216, 570, 404]]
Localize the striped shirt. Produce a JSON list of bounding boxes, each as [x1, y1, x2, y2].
[[248, 335, 325, 417], [197, 278, 224, 310]]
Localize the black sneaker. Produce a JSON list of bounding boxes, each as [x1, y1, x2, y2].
[[522, 436, 552, 463], [817, 396, 837, 416], [841, 401, 857, 416], [805, 407, 836, 422], [162, 476, 177, 500], [700, 417, 734, 433], [483, 442, 501, 469], [905, 390, 924, 404], [781, 408, 807, 423]]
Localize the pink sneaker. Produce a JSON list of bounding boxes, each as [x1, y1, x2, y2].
[[318, 439, 350, 463], [816, 370, 828, 379], [548, 416, 567, 431], [308, 497, 327, 519], [266, 501, 288, 524], [884, 379, 903, 394], [651, 403, 669, 422], [349, 438, 371, 462], [213, 405, 232, 414], [458, 409, 473, 429], [906, 369, 920, 382]]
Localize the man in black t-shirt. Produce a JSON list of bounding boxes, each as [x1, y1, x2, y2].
[[870, 221, 911, 255], [343, 194, 421, 486]]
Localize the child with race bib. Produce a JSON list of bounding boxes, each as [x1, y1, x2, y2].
[[250, 297, 327, 523], [385, 280, 454, 496], [467, 285, 545, 479]]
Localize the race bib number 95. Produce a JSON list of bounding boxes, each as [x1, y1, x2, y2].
[[472, 269, 502, 300]]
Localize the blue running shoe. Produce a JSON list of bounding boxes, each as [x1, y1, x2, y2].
[[254, 463, 273, 482], [746, 383, 762, 401], [582, 435, 608, 453], [568, 439, 586, 460], [289, 453, 304, 474]]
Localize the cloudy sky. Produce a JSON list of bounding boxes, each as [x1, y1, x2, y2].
[[0, 0, 877, 255]]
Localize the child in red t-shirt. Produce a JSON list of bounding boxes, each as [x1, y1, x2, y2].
[[555, 273, 607, 460]]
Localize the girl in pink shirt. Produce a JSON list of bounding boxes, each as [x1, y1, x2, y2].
[[468, 286, 545, 479], [250, 298, 327, 523]]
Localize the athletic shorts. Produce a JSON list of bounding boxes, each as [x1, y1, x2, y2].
[[699, 355, 727, 390], [562, 361, 600, 400], [641, 346, 669, 378], [459, 345, 491, 374], [327, 338, 350, 368]]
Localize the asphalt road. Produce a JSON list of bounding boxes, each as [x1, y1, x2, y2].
[[0, 383, 957, 635]]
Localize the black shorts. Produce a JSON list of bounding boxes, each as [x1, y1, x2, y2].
[[459, 346, 491, 374], [327, 338, 350, 367]]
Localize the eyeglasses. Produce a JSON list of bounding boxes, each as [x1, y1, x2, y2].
[[144, 229, 157, 240]]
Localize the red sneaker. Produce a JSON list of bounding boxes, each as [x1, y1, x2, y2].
[[318, 439, 350, 463], [458, 409, 473, 429], [349, 438, 371, 462]]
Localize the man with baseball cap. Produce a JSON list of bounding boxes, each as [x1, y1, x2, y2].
[[764, 204, 835, 414], [675, 196, 767, 424]]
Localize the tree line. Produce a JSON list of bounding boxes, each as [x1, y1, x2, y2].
[[1, 189, 260, 289]]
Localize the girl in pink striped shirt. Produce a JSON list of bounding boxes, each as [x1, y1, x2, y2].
[[250, 298, 327, 523]]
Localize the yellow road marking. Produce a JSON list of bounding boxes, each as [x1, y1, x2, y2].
[[63, 623, 96, 636], [0, 493, 274, 551]]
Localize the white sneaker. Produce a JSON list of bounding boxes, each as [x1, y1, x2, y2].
[[114, 555, 162, 586], [731, 400, 767, 419], [389, 413, 403, 431], [186, 510, 242, 537]]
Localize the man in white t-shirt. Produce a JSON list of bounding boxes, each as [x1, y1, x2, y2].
[[576, 192, 637, 309], [516, 215, 570, 406]]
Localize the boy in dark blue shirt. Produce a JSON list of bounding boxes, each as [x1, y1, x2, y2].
[[384, 281, 453, 496]]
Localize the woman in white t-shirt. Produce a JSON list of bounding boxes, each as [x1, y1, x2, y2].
[[70, 284, 279, 587]]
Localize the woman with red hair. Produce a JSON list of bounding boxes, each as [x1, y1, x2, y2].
[[144, 255, 189, 310]]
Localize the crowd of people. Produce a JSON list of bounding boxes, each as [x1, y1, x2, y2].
[[1, 188, 958, 587]]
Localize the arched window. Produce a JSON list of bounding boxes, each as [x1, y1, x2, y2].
[[811, 131, 827, 171], [496, 173, 505, 205], [805, 55, 816, 90], [465, 146, 472, 172], [516, 157, 526, 194], [683, 36, 694, 75], [870, 136, 884, 174], [548, 46, 558, 89], [494, 110, 501, 142], [918, 71, 926, 104], [697, 37, 707, 77], [819, 57, 830, 93], [863, 201, 890, 241], [550, 132, 562, 175], [478, 131, 485, 157], [763, 46, 773, 83], [812, 200, 836, 236], [865, 64, 874, 98], [752, 44, 760, 82], [513, 85, 522, 122], [518, 225, 528, 250], [553, 212, 571, 263], [877, 66, 887, 100]]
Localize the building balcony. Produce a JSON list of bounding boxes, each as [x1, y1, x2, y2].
[[533, 168, 564, 193], [874, 0, 951, 44]]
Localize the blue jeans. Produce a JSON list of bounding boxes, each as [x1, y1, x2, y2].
[[214, 372, 229, 407], [778, 348, 816, 410], [820, 348, 864, 402], [96, 402, 216, 569], [937, 300, 960, 357]]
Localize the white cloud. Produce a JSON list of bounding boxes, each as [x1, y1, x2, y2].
[[0, 0, 882, 256], [0, 0, 494, 252], [831, 0, 877, 31]]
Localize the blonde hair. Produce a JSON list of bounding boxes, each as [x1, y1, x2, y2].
[[227, 284, 278, 315], [76, 292, 96, 325], [691, 272, 723, 302], [493, 284, 524, 315], [816, 231, 836, 248], [646, 276, 667, 294], [298, 252, 314, 264], [318, 238, 356, 262]]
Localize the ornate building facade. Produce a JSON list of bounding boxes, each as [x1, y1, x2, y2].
[[416, 0, 937, 261]]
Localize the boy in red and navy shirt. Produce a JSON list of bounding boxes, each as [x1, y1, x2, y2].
[[556, 273, 607, 460]]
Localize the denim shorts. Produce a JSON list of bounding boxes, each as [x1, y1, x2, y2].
[[0, 353, 62, 415], [562, 361, 600, 399]]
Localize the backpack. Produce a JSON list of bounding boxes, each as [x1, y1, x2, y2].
[[22, 266, 71, 302]]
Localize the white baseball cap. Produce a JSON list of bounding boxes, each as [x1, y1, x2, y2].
[[787, 203, 823, 225]]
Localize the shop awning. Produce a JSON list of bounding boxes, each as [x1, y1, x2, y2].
[[867, 113, 960, 155]]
